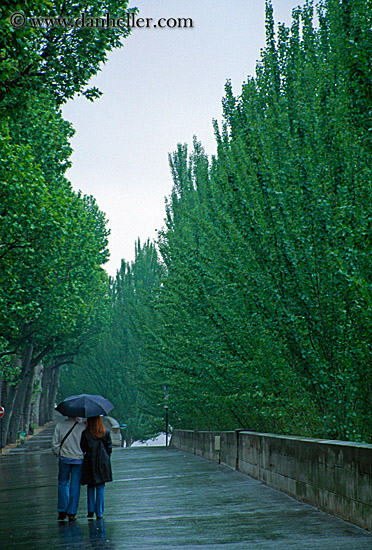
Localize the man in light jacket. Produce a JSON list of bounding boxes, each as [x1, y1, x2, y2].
[[52, 416, 86, 521]]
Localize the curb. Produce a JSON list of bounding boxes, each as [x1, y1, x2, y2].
[[0, 420, 56, 456]]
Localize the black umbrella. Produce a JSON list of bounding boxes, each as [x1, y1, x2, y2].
[[56, 393, 114, 418]]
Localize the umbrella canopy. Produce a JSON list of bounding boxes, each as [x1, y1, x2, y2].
[[56, 394, 114, 418]]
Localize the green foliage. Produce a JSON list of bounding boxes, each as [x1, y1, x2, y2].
[[59, 240, 166, 445], [53, 0, 372, 444], [0, 0, 132, 437], [0, 0, 133, 105], [149, 0, 372, 442], [0, 94, 110, 362]]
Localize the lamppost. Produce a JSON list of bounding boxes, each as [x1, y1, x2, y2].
[[164, 405, 169, 447], [163, 384, 169, 447], [0, 406, 4, 453], [120, 423, 127, 447]]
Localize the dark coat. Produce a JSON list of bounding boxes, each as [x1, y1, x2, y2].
[[80, 428, 113, 486]]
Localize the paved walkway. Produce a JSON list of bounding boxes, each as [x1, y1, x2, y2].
[[0, 424, 371, 549]]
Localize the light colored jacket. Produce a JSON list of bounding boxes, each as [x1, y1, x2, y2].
[[51, 418, 86, 459]]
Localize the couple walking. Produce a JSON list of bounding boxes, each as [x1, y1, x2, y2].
[[52, 415, 112, 521]]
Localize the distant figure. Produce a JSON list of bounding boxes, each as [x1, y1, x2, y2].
[[80, 415, 113, 519], [52, 416, 86, 521]]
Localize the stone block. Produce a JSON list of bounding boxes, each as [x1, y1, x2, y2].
[[172, 429, 372, 532]]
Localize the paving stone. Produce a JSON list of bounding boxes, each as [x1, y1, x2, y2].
[[0, 425, 371, 549]]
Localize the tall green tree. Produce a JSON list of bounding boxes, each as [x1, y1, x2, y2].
[[0, 0, 133, 105], [59, 240, 166, 446], [150, 0, 372, 442], [0, 0, 133, 445]]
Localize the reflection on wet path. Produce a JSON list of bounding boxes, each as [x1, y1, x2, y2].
[[1, 424, 372, 549], [58, 519, 113, 549]]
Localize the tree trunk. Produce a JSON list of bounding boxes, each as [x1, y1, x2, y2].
[[0, 381, 17, 449], [40, 364, 61, 424], [22, 362, 38, 434], [39, 366, 51, 426], [6, 377, 28, 443], [1, 354, 21, 447], [39, 363, 60, 425], [6, 343, 34, 444], [48, 365, 60, 421], [28, 363, 43, 433], [1, 385, 13, 447]]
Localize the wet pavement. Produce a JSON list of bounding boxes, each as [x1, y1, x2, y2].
[[0, 424, 371, 549]]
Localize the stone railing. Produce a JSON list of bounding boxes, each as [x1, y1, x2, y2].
[[170, 429, 372, 532]]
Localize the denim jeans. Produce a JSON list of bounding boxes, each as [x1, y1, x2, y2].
[[58, 460, 82, 515], [87, 483, 105, 518]]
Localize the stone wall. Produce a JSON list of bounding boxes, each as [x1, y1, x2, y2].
[[170, 429, 372, 532]]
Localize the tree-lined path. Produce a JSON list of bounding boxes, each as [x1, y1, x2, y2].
[[0, 425, 371, 549]]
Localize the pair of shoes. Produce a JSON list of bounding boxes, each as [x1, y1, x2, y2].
[[87, 512, 94, 519], [58, 512, 67, 521], [68, 514, 77, 522]]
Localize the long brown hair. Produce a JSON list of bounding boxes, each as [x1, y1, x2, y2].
[[86, 416, 106, 439]]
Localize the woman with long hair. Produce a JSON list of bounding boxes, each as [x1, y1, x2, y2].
[[80, 415, 113, 519]]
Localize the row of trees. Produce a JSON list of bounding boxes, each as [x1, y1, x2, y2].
[[0, 0, 133, 446], [58, 240, 165, 446], [157, 0, 372, 441], [62, 0, 372, 444], [152, 0, 372, 441]]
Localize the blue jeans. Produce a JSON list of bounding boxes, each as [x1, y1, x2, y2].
[[87, 483, 105, 518], [58, 460, 82, 515]]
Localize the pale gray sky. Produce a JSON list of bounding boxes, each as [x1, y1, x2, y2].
[[62, 0, 306, 276]]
